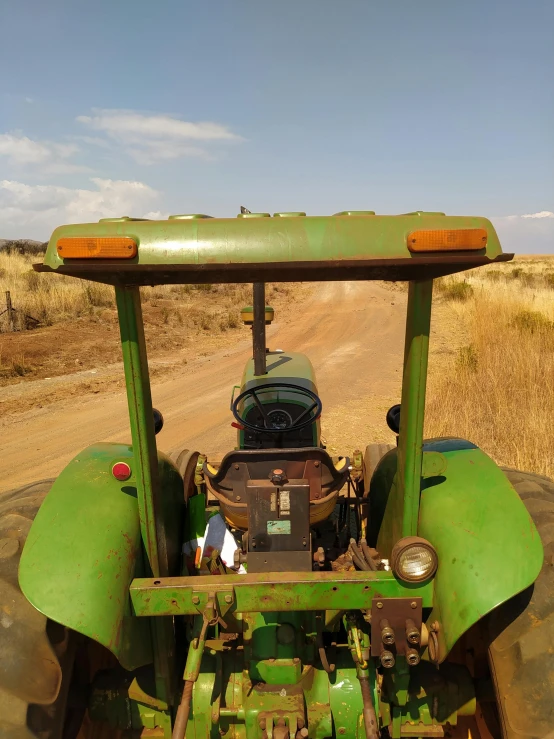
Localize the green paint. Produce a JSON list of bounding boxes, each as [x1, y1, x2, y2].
[[418, 441, 543, 658], [242, 352, 317, 390], [371, 440, 543, 659], [115, 285, 177, 705], [329, 654, 367, 739], [381, 662, 475, 737], [185, 628, 364, 739], [239, 351, 320, 447], [130, 571, 433, 616], [19, 443, 152, 670], [116, 286, 167, 578], [245, 611, 313, 685], [397, 280, 433, 538], [88, 670, 172, 734], [40, 212, 506, 285], [24, 207, 538, 737], [303, 662, 333, 739]]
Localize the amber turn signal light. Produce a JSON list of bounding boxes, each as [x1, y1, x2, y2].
[[407, 228, 487, 252], [57, 237, 137, 259]]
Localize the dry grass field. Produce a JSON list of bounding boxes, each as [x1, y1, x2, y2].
[[0, 250, 295, 383], [426, 256, 554, 477], [1, 250, 553, 478]]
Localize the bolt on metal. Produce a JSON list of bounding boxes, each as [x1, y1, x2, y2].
[[380, 619, 395, 645], [380, 649, 395, 668], [405, 618, 420, 645]]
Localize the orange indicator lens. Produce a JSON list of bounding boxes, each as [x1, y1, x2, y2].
[[57, 237, 137, 259], [407, 228, 487, 252]]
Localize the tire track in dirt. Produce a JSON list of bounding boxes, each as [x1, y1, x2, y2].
[[0, 282, 405, 489]]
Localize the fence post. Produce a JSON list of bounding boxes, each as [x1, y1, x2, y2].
[[5, 291, 16, 332]]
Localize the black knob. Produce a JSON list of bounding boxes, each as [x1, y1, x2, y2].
[[153, 408, 164, 435]]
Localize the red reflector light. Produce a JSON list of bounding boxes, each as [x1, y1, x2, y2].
[[112, 462, 132, 481]]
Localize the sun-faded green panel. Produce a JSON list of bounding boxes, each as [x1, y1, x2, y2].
[[18, 443, 173, 671], [371, 440, 543, 659], [238, 351, 320, 447], [396, 280, 433, 539], [242, 351, 317, 390], [37, 212, 509, 285], [130, 571, 433, 616], [418, 440, 543, 658]]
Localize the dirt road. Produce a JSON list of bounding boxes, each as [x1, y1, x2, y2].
[[0, 282, 405, 490]]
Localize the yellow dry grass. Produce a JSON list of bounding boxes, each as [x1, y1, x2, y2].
[[426, 256, 554, 477], [0, 251, 257, 329], [0, 251, 295, 381]]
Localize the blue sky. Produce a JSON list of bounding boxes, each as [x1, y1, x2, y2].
[[0, 0, 552, 252]]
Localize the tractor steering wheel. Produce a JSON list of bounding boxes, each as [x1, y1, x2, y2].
[[232, 383, 322, 434]]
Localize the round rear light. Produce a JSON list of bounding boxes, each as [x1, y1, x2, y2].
[[112, 462, 132, 481], [391, 536, 438, 583]]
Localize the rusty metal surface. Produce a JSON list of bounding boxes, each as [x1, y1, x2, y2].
[[204, 448, 348, 502], [245, 481, 312, 573], [370, 597, 422, 659], [34, 254, 514, 287], [130, 571, 433, 616]]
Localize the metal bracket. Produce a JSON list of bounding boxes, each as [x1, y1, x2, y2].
[[371, 597, 422, 661], [191, 587, 235, 622]]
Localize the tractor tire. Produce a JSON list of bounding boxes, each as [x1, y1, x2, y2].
[[484, 468, 554, 738], [0, 479, 65, 738], [0, 480, 118, 739], [362, 443, 395, 495]]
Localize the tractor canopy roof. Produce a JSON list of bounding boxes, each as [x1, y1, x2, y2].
[[35, 210, 511, 285]]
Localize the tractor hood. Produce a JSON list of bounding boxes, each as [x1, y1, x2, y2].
[[241, 351, 317, 393]]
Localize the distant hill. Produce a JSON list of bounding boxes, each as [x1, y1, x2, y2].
[[0, 239, 48, 256]]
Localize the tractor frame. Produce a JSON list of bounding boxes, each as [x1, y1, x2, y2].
[[17, 211, 544, 738]]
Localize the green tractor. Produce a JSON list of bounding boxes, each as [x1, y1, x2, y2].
[[2, 211, 553, 738]]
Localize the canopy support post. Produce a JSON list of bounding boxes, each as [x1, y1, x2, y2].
[[397, 279, 433, 538], [115, 285, 174, 706], [253, 282, 267, 376]]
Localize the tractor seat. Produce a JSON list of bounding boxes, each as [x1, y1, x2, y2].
[[203, 447, 349, 503]]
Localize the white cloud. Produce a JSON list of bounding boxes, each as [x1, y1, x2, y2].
[[77, 108, 242, 164], [0, 132, 89, 174], [143, 210, 170, 220], [73, 135, 111, 149], [0, 177, 160, 240], [521, 211, 554, 219], [77, 110, 240, 141], [127, 142, 209, 165], [492, 211, 554, 254]]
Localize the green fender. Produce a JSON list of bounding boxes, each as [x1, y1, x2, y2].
[[19, 443, 184, 671], [369, 439, 543, 660]]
